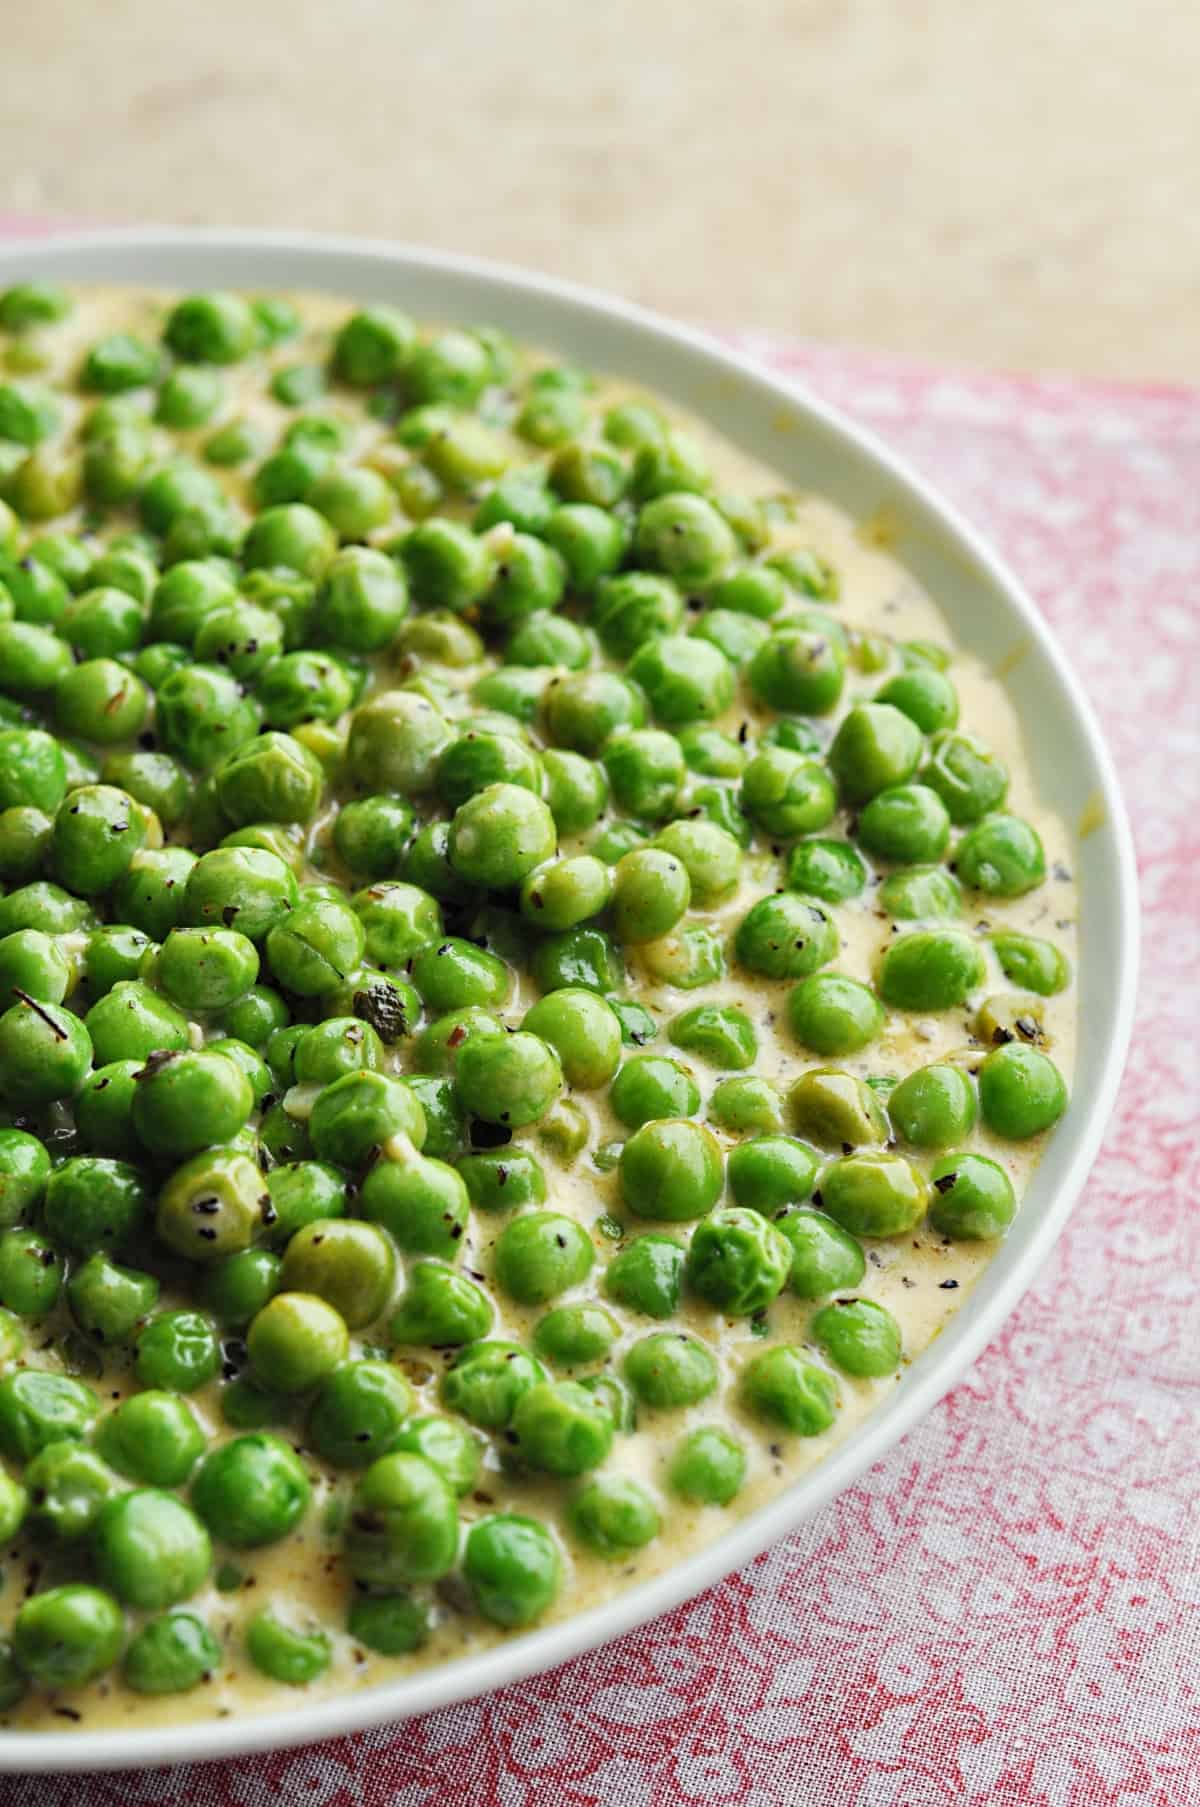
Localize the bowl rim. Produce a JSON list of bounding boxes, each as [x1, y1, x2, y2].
[[0, 226, 1139, 1773]]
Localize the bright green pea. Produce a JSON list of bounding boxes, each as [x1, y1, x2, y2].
[[359, 1149, 469, 1259], [155, 1148, 274, 1265], [774, 1206, 866, 1298], [819, 1150, 930, 1237], [878, 864, 964, 920], [812, 1297, 903, 1378], [685, 1207, 792, 1316], [829, 702, 923, 803], [876, 667, 959, 733], [889, 1063, 978, 1148], [0, 1228, 62, 1318], [509, 1380, 614, 1476], [603, 728, 686, 821], [531, 1302, 620, 1367], [0, 1130, 51, 1228], [928, 1151, 1017, 1238], [955, 813, 1047, 897], [977, 1042, 1067, 1138], [493, 1210, 593, 1305], [857, 783, 951, 864], [343, 1450, 458, 1586], [522, 988, 622, 1090], [67, 1250, 159, 1343], [990, 931, 1071, 996], [923, 730, 1008, 823], [749, 627, 845, 715], [123, 1610, 221, 1695], [566, 1474, 661, 1560], [612, 847, 691, 944], [735, 892, 838, 981], [741, 749, 836, 839], [96, 1391, 206, 1487], [727, 1135, 819, 1213], [669, 1003, 757, 1069], [191, 1433, 311, 1547], [628, 634, 732, 726], [447, 782, 557, 890], [305, 1360, 415, 1469], [92, 1488, 211, 1610], [457, 1147, 546, 1214], [621, 1118, 723, 1222], [135, 1310, 221, 1391], [624, 1330, 718, 1408], [878, 928, 986, 1010], [13, 1585, 124, 1690], [788, 973, 883, 1056], [610, 1053, 699, 1128], [463, 1512, 561, 1626], [245, 1606, 331, 1686], [741, 1344, 838, 1435], [247, 1291, 349, 1394], [669, 1426, 746, 1505], [281, 1219, 396, 1330]]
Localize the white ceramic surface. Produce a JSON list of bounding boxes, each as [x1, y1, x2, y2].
[[0, 229, 1139, 1774]]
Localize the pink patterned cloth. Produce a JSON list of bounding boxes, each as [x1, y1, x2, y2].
[[3, 280, 1196, 1801]]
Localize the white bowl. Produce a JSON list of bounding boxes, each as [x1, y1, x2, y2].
[[0, 229, 1138, 1773]]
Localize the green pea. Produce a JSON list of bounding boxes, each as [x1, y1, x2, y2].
[[741, 749, 836, 839], [878, 928, 986, 1010], [247, 1291, 349, 1393], [923, 730, 1008, 822], [735, 892, 838, 981], [359, 1149, 469, 1259], [387, 1415, 480, 1497], [508, 1379, 614, 1477], [198, 1247, 282, 1329], [123, 1611, 220, 1695], [727, 1135, 819, 1213], [669, 1426, 746, 1506], [857, 783, 951, 865], [343, 1575, 435, 1657], [411, 937, 510, 1016], [135, 1310, 221, 1391], [439, 1339, 546, 1429], [343, 1450, 458, 1586], [669, 1003, 757, 1070], [67, 1250, 159, 1343], [621, 1119, 723, 1222], [628, 634, 733, 726], [878, 864, 964, 920], [889, 1063, 978, 1148], [129, 1048, 253, 1159], [788, 973, 883, 1056], [611, 998, 658, 1048], [21, 1440, 120, 1541], [677, 724, 745, 778], [955, 813, 1047, 897], [0, 806, 53, 885], [493, 1210, 593, 1305], [0, 1228, 62, 1318], [0, 1130, 50, 1228], [876, 667, 959, 733], [388, 1259, 492, 1348], [243, 1606, 330, 1686], [928, 1151, 1017, 1238], [92, 1488, 211, 1610], [773, 1206, 866, 1298], [403, 1074, 467, 1159], [749, 627, 845, 715], [155, 1148, 274, 1264], [812, 1297, 903, 1377], [446, 782, 557, 890], [521, 988, 622, 1091], [191, 1433, 311, 1547], [819, 1150, 930, 1236], [165, 291, 256, 363], [42, 1156, 146, 1256], [84, 979, 188, 1065], [707, 1075, 784, 1135], [624, 1330, 717, 1408], [990, 931, 1071, 996], [787, 1068, 888, 1148], [96, 1391, 205, 1488], [0, 282, 71, 332], [463, 1512, 561, 1626], [13, 1585, 124, 1690], [685, 1206, 792, 1316], [603, 728, 686, 822], [977, 1042, 1067, 1138], [742, 1344, 838, 1435], [542, 668, 645, 756], [457, 1147, 546, 1215], [276, 1218, 394, 1329], [0, 727, 67, 813], [829, 703, 923, 803], [334, 306, 415, 383], [611, 1054, 700, 1128], [267, 895, 365, 996], [305, 1360, 414, 1469], [531, 1302, 620, 1367], [612, 848, 691, 944]]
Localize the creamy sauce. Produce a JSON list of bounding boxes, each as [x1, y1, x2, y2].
[[0, 288, 1077, 1733]]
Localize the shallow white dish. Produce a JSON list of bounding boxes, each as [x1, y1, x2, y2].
[[0, 228, 1138, 1773]]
